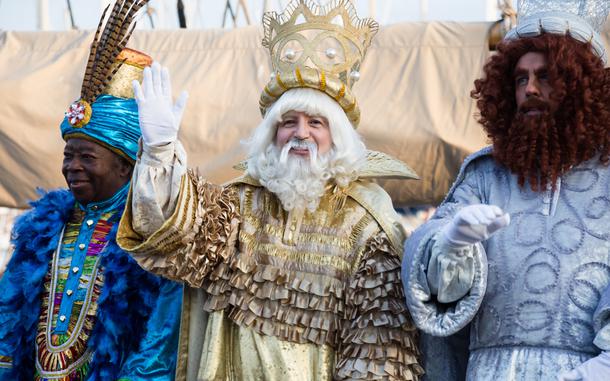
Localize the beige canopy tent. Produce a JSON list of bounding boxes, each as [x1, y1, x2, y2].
[[0, 22, 609, 208]]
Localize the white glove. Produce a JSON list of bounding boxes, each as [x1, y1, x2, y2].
[[442, 204, 510, 248], [558, 352, 610, 381], [132, 62, 189, 147]]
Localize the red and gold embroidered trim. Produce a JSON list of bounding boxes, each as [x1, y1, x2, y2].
[[0, 355, 12, 368], [34, 211, 113, 380]]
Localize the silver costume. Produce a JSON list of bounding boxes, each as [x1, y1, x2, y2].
[[403, 147, 610, 380]]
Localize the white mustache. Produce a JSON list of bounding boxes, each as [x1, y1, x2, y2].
[[279, 138, 318, 165]]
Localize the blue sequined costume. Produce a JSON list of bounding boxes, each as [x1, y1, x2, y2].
[[0, 185, 182, 380]]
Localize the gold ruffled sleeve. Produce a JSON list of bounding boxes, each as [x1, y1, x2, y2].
[[335, 232, 424, 380], [118, 169, 240, 288]]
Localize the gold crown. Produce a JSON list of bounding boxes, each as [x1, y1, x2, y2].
[[260, 0, 378, 127]]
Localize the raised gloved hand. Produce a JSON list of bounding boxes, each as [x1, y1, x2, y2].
[[441, 204, 510, 248], [558, 352, 610, 381], [132, 62, 189, 147]]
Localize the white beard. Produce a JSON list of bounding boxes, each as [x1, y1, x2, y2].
[[253, 139, 332, 213]]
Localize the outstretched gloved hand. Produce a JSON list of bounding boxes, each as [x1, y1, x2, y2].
[[558, 352, 610, 381], [441, 204, 510, 248], [132, 62, 189, 147]]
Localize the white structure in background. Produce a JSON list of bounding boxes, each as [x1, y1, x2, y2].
[[1, 0, 504, 31], [37, 0, 50, 30], [420, 0, 428, 20], [0, 207, 21, 279]]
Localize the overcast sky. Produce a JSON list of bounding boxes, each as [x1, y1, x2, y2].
[[0, 0, 502, 31]]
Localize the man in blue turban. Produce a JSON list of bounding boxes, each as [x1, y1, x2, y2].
[[0, 2, 183, 379]]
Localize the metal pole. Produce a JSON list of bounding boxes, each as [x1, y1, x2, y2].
[[66, 0, 77, 29], [222, 0, 229, 27], [223, 0, 237, 28], [146, 4, 156, 28], [369, 0, 376, 19], [177, 0, 187, 28]]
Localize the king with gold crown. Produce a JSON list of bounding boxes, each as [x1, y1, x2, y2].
[[116, 0, 424, 379]]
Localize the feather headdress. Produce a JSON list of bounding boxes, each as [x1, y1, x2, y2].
[[81, 0, 149, 105], [61, 0, 152, 162], [67, 0, 150, 128]]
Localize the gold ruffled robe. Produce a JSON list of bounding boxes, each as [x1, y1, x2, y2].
[[117, 142, 423, 381]]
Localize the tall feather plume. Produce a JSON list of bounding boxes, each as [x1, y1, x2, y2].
[[80, 4, 110, 100], [79, 0, 150, 103], [83, 0, 125, 101], [89, 1, 148, 99]]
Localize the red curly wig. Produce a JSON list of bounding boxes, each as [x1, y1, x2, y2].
[[472, 33, 610, 191]]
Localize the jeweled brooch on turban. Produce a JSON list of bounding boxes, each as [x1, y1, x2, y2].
[[66, 99, 92, 128]]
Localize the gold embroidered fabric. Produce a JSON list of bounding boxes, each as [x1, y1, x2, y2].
[[198, 310, 337, 380], [118, 173, 422, 380], [119, 169, 240, 288]]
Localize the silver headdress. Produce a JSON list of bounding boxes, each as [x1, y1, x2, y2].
[[505, 0, 610, 63]]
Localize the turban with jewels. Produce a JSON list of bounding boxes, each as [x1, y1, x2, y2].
[[60, 48, 151, 162]]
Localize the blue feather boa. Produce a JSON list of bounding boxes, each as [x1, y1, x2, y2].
[[0, 189, 162, 380]]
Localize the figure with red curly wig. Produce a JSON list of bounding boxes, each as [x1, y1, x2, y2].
[[402, 1, 610, 380]]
